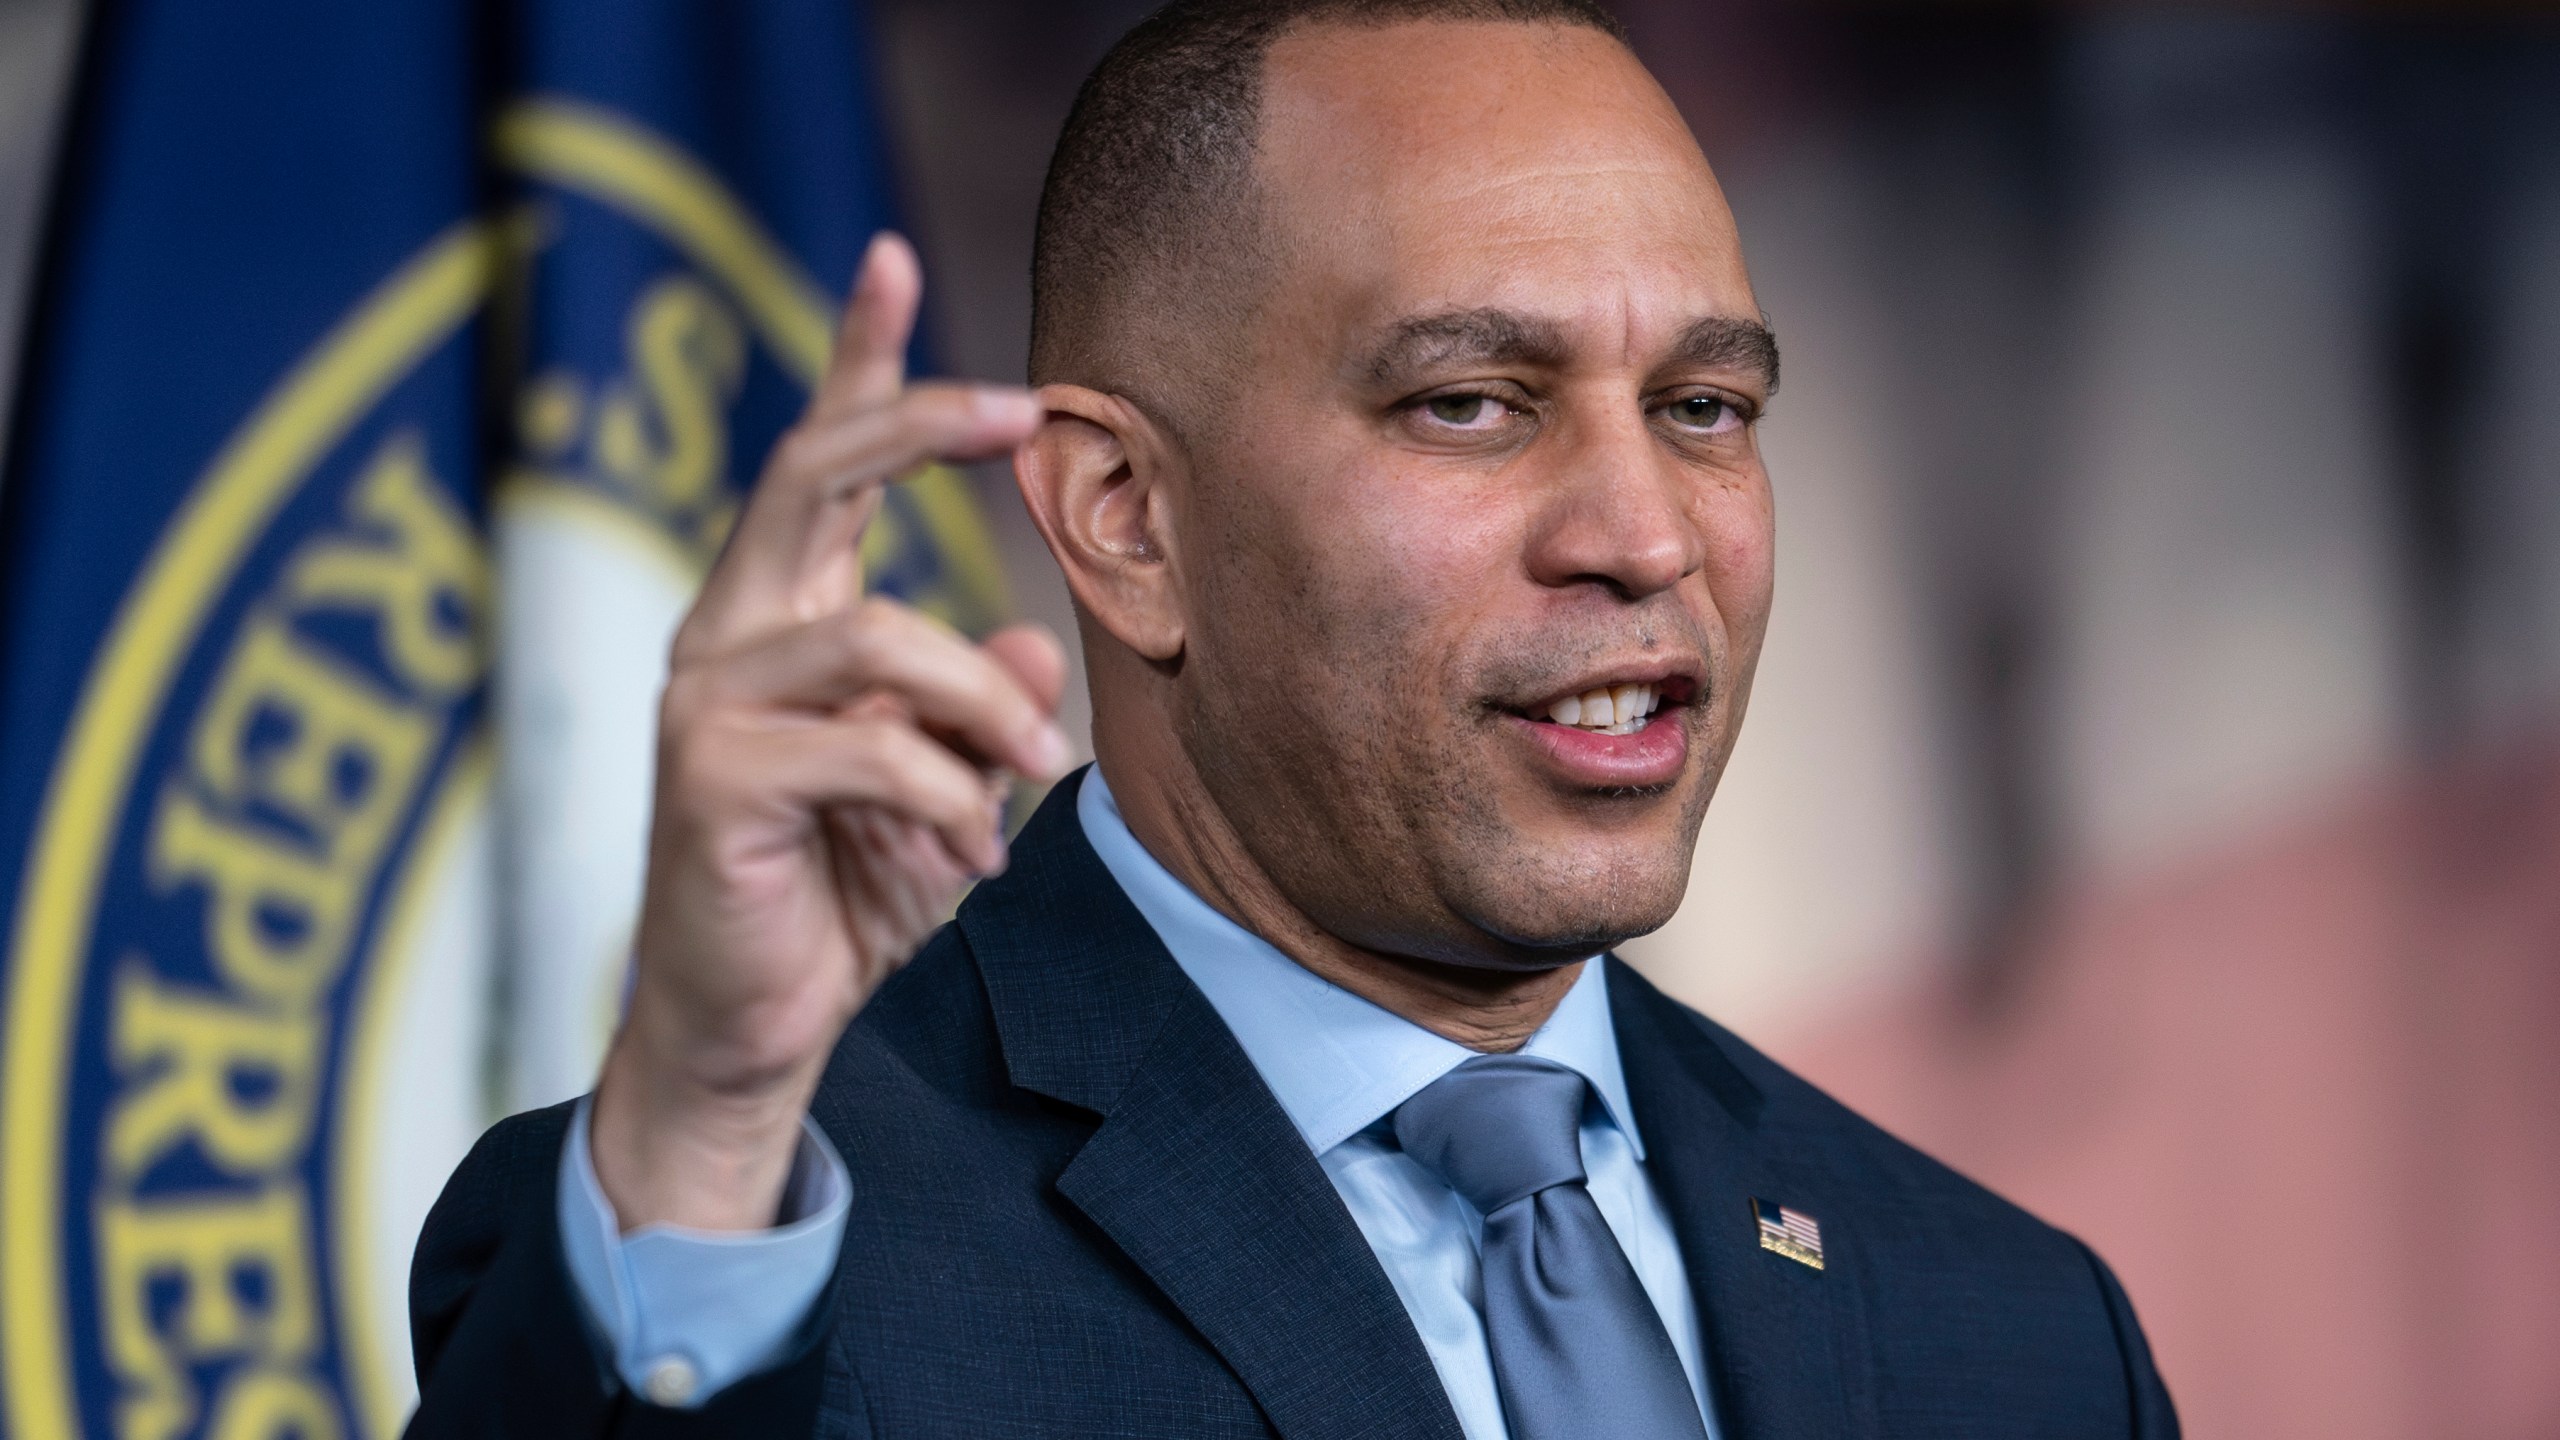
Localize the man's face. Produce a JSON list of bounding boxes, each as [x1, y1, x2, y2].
[[1170, 19, 1776, 969]]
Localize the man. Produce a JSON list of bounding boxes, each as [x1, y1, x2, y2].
[[406, 2, 2179, 1436]]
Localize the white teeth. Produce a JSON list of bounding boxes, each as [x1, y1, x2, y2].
[[1543, 682, 1661, 734]]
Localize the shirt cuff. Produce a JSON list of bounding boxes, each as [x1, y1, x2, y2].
[[556, 1095, 850, 1408]]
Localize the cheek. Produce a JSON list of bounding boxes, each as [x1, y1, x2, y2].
[[1696, 475, 1776, 633], [1325, 464, 1524, 642], [1194, 454, 1501, 685]]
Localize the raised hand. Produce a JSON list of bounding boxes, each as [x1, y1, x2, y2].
[[589, 234, 1070, 1232]]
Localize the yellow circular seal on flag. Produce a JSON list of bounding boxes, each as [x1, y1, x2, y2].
[[0, 101, 1007, 1440]]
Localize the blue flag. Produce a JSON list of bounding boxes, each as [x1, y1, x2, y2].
[[0, 4, 1005, 1435]]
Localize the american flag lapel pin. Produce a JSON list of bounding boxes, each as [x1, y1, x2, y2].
[[1752, 1197, 1824, 1271]]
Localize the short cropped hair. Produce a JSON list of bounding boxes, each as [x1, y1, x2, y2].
[[1028, 0, 1628, 401]]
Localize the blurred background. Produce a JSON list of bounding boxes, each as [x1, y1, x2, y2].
[[3, 1, 2556, 1436]]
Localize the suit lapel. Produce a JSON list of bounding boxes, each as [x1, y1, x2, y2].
[[1057, 990, 1466, 1440], [1609, 959, 1877, 1440], [959, 773, 1463, 1440]]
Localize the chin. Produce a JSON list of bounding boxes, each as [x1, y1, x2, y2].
[[1449, 850, 1692, 961]]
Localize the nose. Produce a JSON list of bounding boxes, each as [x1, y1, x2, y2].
[[1523, 412, 1704, 600]]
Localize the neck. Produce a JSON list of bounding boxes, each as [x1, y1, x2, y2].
[[1095, 744, 1581, 1054]]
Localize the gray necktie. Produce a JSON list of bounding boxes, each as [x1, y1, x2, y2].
[[1394, 1054, 1710, 1440]]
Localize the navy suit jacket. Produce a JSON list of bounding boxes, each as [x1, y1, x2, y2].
[[406, 772, 2179, 1438]]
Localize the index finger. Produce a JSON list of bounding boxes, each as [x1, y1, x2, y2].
[[681, 383, 1041, 657], [810, 232, 922, 420]]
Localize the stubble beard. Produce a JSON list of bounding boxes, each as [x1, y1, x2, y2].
[[1178, 613, 1720, 971]]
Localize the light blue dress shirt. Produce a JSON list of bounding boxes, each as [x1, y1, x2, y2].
[[559, 768, 1719, 1437], [556, 1098, 848, 1406]]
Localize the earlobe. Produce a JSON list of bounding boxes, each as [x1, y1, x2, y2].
[[1013, 385, 1186, 662]]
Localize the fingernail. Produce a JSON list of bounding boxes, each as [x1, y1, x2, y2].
[[1026, 722, 1073, 778]]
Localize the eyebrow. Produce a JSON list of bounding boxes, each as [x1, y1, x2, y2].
[[1669, 315, 1781, 395], [1357, 307, 1782, 393], [1359, 309, 1571, 385]]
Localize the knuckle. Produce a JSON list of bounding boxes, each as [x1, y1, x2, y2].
[[657, 668, 716, 733], [877, 730, 967, 806], [848, 706, 924, 755], [918, 785, 983, 833], [767, 423, 830, 478], [655, 714, 731, 793], [852, 593, 910, 629], [838, 597, 909, 664]]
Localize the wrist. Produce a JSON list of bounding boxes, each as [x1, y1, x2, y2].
[[589, 1019, 822, 1232]]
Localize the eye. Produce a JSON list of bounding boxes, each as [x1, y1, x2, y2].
[[1660, 392, 1744, 435], [1417, 392, 1513, 431]]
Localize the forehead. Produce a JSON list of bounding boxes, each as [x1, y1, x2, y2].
[[1254, 19, 1755, 356]]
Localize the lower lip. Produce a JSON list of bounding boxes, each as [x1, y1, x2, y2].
[[1509, 709, 1690, 789]]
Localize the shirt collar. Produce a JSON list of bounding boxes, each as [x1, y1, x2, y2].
[[1076, 767, 1645, 1160]]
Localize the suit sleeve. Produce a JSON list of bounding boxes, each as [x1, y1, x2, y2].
[[403, 1102, 837, 1438], [2072, 1238, 2181, 1440]]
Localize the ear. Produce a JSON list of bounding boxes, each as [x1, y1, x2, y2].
[[1013, 384, 1186, 663]]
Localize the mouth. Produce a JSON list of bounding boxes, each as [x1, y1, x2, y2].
[[1509, 671, 1700, 735], [1501, 670, 1701, 790], [1534, 680, 1670, 736]]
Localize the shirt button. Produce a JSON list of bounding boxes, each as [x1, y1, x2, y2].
[[641, 1353, 700, 1407]]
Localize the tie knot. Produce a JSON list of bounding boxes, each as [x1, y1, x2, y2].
[[1392, 1055, 1590, 1215]]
